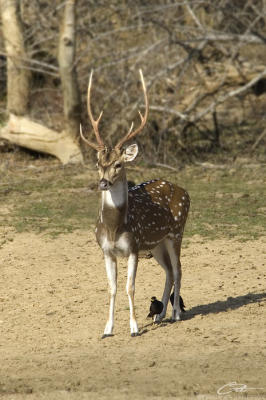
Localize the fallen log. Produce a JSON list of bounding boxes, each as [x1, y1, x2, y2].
[[0, 114, 83, 164]]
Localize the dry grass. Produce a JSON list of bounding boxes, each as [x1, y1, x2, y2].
[[0, 153, 265, 240]]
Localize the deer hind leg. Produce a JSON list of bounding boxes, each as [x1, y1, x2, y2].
[[151, 240, 173, 322], [165, 238, 182, 321], [102, 253, 117, 338], [126, 253, 139, 337]]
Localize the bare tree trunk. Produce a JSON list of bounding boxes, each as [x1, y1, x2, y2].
[[1, 0, 30, 115], [58, 0, 81, 141], [0, 0, 83, 164]]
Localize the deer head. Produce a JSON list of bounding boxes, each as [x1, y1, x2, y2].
[[80, 70, 149, 190]]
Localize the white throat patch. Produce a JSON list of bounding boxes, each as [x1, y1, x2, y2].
[[102, 180, 127, 208], [101, 180, 128, 223]]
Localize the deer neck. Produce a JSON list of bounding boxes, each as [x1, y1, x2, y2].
[[100, 177, 128, 237]]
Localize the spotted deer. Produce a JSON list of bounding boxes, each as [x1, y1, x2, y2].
[[80, 70, 190, 337]]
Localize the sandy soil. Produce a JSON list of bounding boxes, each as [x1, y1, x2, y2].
[[0, 228, 265, 400]]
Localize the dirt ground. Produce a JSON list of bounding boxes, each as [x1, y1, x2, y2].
[[0, 227, 265, 400]]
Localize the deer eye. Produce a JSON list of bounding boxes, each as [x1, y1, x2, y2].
[[114, 163, 122, 169]]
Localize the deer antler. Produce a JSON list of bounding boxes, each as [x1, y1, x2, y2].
[[80, 124, 100, 151], [80, 70, 105, 150], [115, 69, 149, 149]]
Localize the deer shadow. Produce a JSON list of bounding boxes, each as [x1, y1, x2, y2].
[[182, 291, 266, 321], [139, 291, 266, 334]]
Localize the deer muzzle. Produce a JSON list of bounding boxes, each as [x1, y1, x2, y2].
[[99, 178, 111, 191]]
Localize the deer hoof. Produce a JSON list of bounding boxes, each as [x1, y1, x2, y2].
[[101, 334, 114, 339], [171, 315, 181, 323], [131, 332, 140, 337]]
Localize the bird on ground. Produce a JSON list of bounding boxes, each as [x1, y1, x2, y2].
[[147, 296, 164, 320], [170, 291, 186, 312]]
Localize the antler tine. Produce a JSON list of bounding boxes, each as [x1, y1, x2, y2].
[[87, 70, 105, 149], [80, 124, 100, 151], [115, 69, 149, 149]]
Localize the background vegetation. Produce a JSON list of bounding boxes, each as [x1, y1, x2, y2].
[[1, 0, 266, 165]]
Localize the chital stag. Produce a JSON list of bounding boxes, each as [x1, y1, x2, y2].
[[80, 70, 190, 337]]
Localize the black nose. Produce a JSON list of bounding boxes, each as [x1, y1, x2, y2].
[[99, 179, 110, 191]]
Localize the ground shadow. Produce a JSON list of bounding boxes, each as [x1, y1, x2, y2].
[[139, 291, 266, 333], [183, 291, 266, 320]]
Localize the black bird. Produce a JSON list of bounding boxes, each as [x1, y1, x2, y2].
[[147, 296, 164, 319], [170, 292, 186, 312]]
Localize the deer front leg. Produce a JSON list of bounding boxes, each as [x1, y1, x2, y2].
[[126, 253, 139, 337], [102, 253, 117, 338]]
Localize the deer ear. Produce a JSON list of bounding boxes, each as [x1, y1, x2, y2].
[[122, 143, 138, 162]]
